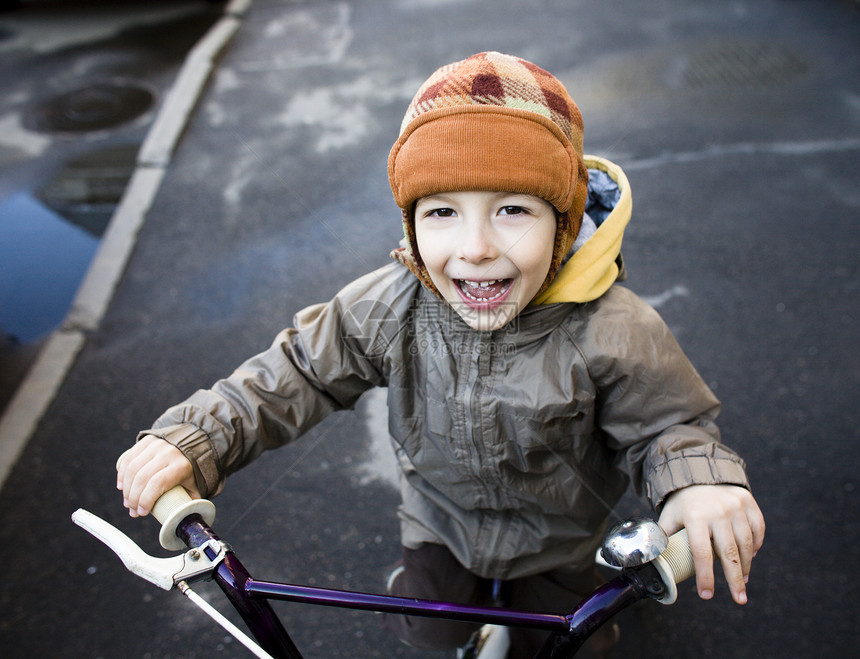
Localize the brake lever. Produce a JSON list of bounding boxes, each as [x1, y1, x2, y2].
[[72, 508, 226, 590]]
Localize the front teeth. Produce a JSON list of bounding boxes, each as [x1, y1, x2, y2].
[[459, 279, 508, 302]]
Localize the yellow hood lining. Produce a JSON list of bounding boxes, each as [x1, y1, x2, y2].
[[532, 155, 632, 305]]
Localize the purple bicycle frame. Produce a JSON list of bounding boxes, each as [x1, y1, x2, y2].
[[177, 514, 651, 659]]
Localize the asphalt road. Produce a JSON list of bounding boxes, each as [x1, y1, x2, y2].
[[1, 0, 858, 657], [0, 0, 225, 411]]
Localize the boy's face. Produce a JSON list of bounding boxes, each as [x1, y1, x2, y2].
[[414, 191, 556, 332]]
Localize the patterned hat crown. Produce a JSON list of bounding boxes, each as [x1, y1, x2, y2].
[[400, 51, 582, 151], [388, 52, 589, 299]]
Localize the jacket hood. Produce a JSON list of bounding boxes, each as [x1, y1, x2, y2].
[[532, 155, 631, 305]]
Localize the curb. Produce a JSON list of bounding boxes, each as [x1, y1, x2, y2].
[[0, 0, 254, 491]]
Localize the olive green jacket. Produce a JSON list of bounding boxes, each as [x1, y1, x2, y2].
[[142, 262, 748, 579], [141, 158, 749, 579]]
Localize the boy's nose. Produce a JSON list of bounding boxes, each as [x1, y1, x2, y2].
[[457, 221, 499, 264]]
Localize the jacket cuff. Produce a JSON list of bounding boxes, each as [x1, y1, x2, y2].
[[136, 423, 223, 498], [645, 447, 750, 510]]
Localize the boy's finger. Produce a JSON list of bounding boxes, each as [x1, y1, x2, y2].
[[124, 456, 158, 515], [137, 461, 188, 515], [115, 445, 139, 489], [749, 505, 766, 554], [123, 442, 172, 513], [732, 519, 756, 578], [712, 522, 748, 605], [685, 523, 715, 600], [138, 474, 171, 517], [116, 436, 158, 490]]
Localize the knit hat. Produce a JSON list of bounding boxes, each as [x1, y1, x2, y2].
[[388, 51, 588, 298]]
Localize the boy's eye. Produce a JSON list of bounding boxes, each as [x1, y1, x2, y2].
[[499, 205, 527, 216], [428, 208, 456, 218]]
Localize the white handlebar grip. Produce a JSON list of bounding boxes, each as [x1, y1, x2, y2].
[[151, 485, 216, 551], [652, 528, 694, 605], [661, 528, 696, 583]]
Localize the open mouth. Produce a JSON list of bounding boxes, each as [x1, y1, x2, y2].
[[455, 278, 514, 305]]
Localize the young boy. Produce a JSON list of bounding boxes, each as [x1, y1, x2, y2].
[[117, 52, 764, 656]]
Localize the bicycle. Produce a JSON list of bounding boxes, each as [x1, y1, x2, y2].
[[72, 486, 696, 658]]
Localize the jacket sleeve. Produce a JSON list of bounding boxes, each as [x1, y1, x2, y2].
[[138, 266, 408, 497], [578, 287, 750, 510]]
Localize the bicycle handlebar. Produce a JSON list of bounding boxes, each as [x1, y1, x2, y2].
[[144, 487, 698, 595], [650, 528, 695, 604], [73, 487, 699, 658], [145, 487, 697, 599], [71, 486, 227, 591], [150, 485, 216, 550]]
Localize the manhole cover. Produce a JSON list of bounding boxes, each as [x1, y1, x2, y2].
[[28, 80, 155, 133], [677, 40, 808, 90]]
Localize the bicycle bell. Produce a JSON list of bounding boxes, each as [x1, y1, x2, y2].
[[600, 517, 668, 568]]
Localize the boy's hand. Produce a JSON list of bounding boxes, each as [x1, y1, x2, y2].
[[116, 435, 199, 518], [658, 484, 765, 605]]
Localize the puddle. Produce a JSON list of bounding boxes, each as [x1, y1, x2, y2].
[[0, 143, 135, 354], [0, 192, 99, 344], [38, 143, 138, 236], [0, 3, 225, 417]]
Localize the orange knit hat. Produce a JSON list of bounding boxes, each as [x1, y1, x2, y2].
[[388, 51, 588, 297]]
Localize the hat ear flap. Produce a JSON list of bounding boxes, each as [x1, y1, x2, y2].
[[536, 158, 588, 296], [390, 206, 442, 298]]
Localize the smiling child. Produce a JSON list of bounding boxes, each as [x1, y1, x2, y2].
[[118, 52, 764, 657]]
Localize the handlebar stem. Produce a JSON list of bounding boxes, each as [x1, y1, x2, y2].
[[176, 514, 304, 659], [535, 565, 662, 658]]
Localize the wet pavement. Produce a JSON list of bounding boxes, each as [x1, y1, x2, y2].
[[1, 1, 859, 658], [0, 0, 224, 414]]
